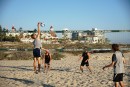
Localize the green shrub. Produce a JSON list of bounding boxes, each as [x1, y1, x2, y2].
[[0, 51, 5, 60], [0, 51, 33, 60], [52, 52, 64, 60]]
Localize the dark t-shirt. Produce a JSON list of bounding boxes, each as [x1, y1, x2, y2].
[[45, 54, 50, 63], [82, 52, 88, 62]]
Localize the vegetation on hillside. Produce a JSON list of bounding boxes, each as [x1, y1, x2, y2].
[[0, 25, 20, 42]]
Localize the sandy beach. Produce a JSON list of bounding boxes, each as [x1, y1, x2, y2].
[[0, 53, 129, 87]]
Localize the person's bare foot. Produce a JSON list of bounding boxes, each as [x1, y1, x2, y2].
[[80, 69, 83, 73], [34, 70, 38, 74], [38, 69, 40, 73]]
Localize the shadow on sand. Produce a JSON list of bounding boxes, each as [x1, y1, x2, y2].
[[0, 76, 34, 85], [0, 65, 33, 71], [42, 83, 55, 87], [0, 76, 55, 87], [51, 68, 71, 72], [50, 68, 81, 74]]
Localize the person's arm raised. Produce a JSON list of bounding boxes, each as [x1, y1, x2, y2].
[[37, 22, 41, 39]]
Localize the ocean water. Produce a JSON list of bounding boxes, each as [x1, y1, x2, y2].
[[105, 32, 130, 44]]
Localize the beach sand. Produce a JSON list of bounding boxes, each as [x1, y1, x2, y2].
[[0, 53, 129, 87]]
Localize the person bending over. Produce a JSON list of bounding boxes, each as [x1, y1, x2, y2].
[[43, 50, 52, 73]]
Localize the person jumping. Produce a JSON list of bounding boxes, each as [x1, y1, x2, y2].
[[31, 22, 43, 74]]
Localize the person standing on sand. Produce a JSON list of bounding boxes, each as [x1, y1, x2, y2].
[[31, 22, 43, 74], [43, 50, 52, 73], [103, 44, 126, 87], [79, 49, 92, 73]]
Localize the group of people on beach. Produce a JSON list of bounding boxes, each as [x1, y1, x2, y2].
[[31, 22, 126, 87]]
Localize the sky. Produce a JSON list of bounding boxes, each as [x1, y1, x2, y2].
[[0, 0, 130, 43], [0, 0, 130, 31]]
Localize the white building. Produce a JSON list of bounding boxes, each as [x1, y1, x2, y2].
[[6, 32, 20, 37], [62, 28, 72, 39], [6, 31, 59, 44], [92, 28, 105, 43], [77, 28, 105, 44]]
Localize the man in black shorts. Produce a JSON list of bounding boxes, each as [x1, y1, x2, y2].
[[103, 44, 126, 87], [31, 22, 43, 74], [79, 49, 92, 73]]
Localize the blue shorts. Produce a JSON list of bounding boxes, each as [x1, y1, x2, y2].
[[33, 48, 41, 57]]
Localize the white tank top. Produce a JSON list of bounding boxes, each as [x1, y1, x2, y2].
[[33, 38, 42, 49], [114, 51, 125, 74]]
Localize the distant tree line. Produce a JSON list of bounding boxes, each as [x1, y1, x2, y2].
[[0, 25, 20, 42]]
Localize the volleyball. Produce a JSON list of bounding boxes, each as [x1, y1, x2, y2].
[[40, 22, 45, 27]]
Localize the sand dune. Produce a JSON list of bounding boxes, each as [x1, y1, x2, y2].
[[0, 53, 129, 87]]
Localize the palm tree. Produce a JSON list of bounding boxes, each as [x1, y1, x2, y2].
[[3, 28, 8, 32], [34, 29, 37, 33], [0, 25, 3, 41], [0, 27, 8, 41], [0, 25, 2, 32]]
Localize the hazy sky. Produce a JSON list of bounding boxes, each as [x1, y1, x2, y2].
[[0, 0, 130, 31]]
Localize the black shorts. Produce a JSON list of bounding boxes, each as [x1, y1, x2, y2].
[[33, 48, 41, 57], [113, 73, 123, 82], [45, 61, 50, 64], [81, 61, 89, 66], [45, 63, 50, 65]]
